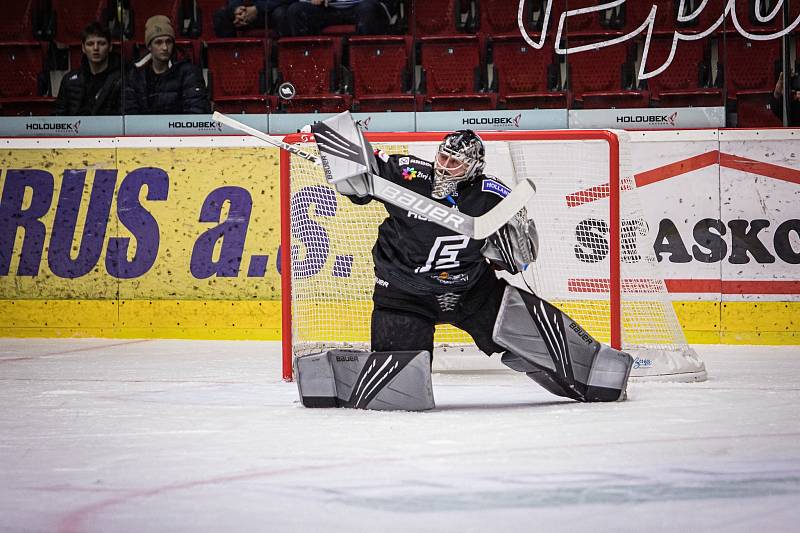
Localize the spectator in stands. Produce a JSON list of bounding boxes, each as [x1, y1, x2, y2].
[[285, 0, 395, 36], [214, 0, 296, 37], [772, 72, 800, 126], [124, 15, 211, 115], [54, 22, 121, 116]]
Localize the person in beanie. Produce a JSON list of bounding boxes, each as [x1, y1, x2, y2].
[[123, 15, 210, 114], [55, 22, 121, 115]]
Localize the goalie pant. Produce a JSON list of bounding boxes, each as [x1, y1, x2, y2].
[[372, 269, 633, 402]]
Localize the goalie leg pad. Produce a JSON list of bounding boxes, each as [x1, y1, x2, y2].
[[493, 286, 633, 402], [295, 350, 435, 411]]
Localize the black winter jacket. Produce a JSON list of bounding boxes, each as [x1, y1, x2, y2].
[[123, 58, 211, 114], [54, 53, 122, 116]]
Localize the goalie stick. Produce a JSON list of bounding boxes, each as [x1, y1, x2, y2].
[[211, 111, 535, 239]]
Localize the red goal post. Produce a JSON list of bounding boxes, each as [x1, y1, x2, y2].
[[280, 130, 705, 382]]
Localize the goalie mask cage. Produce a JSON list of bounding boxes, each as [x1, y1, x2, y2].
[[280, 130, 706, 382]]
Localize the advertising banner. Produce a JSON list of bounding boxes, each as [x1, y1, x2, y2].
[[0, 140, 283, 338], [0, 116, 124, 137], [569, 107, 726, 129], [1, 130, 798, 342]]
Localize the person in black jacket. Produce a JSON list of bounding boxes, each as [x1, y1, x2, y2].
[[123, 15, 211, 115], [285, 0, 395, 36], [772, 72, 800, 126], [213, 0, 296, 37], [55, 22, 121, 116]]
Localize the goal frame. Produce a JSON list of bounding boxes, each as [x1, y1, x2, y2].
[[280, 130, 623, 381]]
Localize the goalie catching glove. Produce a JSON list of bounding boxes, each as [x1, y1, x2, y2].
[[481, 207, 539, 274], [311, 111, 376, 198]]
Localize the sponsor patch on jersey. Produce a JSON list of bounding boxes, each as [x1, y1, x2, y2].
[[398, 156, 410, 166], [481, 179, 511, 198], [401, 166, 418, 180], [430, 272, 469, 285]]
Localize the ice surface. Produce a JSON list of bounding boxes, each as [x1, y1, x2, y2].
[[1, 339, 799, 533]]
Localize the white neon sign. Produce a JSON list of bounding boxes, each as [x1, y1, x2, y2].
[[517, 0, 800, 81]]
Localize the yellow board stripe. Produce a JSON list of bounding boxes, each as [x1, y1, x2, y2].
[[0, 300, 798, 345]]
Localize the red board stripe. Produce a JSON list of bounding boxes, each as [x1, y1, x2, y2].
[[568, 278, 800, 294]]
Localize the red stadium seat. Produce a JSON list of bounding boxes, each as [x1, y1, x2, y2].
[[543, 0, 621, 37], [623, 0, 677, 35], [276, 37, 346, 113], [736, 92, 782, 127], [565, 38, 648, 108], [129, 0, 181, 42], [189, 0, 226, 37], [731, 0, 800, 34], [418, 35, 492, 110], [721, 34, 781, 99], [491, 34, 566, 109], [411, 0, 467, 36], [206, 38, 268, 111], [279, 95, 351, 114], [348, 35, 414, 112], [644, 35, 722, 107], [0, 42, 53, 115], [0, 0, 35, 40], [276, 36, 340, 95], [51, 0, 108, 44], [476, 0, 536, 35]]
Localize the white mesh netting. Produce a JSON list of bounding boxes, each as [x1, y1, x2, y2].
[[284, 133, 706, 381]]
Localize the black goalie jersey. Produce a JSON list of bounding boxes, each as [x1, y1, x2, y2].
[[349, 151, 511, 296]]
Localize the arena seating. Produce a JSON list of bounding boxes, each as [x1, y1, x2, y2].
[[736, 93, 782, 127], [720, 34, 782, 126], [0, 41, 54, 116], [188, 0, 225, 38], [721, 34, 781, 100], [490, 34, 566, 109], [1, 0, 37, 41], [51, 0, 108, 44], [0, 0, 792, 125], [410, 0, 469, 36], [275, 36, 348, 113], [544, 0, 622, 36], [475, 0, 536, 36], [644, 35, 722, 107], [564, 38, 648, 108], [205, 38, 269, 112], [348, 35, 417, 112], [418, 34, 495, 110], [622, 0, 679, 35]]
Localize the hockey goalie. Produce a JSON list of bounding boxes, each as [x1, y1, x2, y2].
[[294, 112, 634, 411]]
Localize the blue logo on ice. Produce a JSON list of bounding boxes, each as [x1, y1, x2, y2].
[[481, 179, 510, 198], [633, 357, 653, 369]]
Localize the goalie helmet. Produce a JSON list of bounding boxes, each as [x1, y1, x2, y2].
[[432, 129, 485, 200]]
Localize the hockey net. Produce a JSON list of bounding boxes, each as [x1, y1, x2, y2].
[[280, 130, 706, 382]]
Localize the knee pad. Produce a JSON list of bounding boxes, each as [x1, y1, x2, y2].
[[493, 286, 633, 402], [294, 350, 435, 411]]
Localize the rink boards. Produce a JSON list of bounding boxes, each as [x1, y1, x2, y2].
[[0, 130, 798, 344]]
